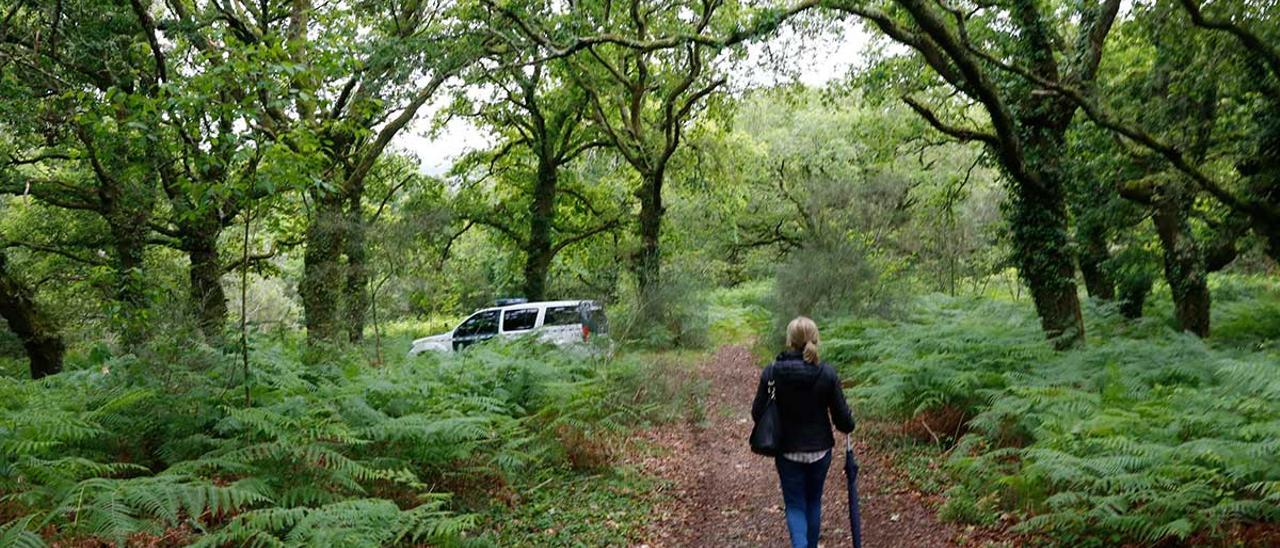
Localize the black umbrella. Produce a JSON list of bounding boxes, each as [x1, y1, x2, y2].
[[844, 435, 862, 548]]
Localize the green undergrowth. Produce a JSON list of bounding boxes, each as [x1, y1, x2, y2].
[[0, 338, 698, 546], [824, 276, 1280, 546], [480, 464, 663, 546], [707, 281, 772, 348]]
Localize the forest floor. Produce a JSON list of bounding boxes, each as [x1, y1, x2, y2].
[[628, 344, 1010, 548]]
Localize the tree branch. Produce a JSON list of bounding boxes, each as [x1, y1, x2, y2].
[[368, 174, 414, 225], [483, 0, 821, 58], [129, 0, 168, 84], [901, 95, 999, 145], [222, 249, 276, 273], [970, 44, 1276, 221], [550, 219, 621, 256], [1, 239, 108, 266], [440, 220, 474, 266]]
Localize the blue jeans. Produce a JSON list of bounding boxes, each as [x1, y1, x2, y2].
[[774, 451, 831, 548]]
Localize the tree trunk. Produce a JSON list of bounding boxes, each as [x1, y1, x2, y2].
[[302, 195, 346, 346], [185, 228, 227, 342], [1265, 230, 1280, 266], [1117, 274, 1152, 319], [1076, 219, 1116, 301], [1152, 186, 1211, 337], [634, 170, 664, 319], [1242, 102, 1280, 265], [0, 252, 64, 379], [1011, 134, 1085, 349], [523, 159, 558, 301], [345, 188, 368, 344], [109, 218, 151, 350]]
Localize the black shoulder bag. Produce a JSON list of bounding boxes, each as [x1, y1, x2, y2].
[[749, 366, 782, 456]]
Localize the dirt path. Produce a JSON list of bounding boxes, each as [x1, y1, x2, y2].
[[634, 345, 965, 548]]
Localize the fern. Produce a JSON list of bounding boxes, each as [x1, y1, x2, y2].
[[1, 336, 681, 544], [0, 517, 45, 548], [832, 288, 1280, 545]]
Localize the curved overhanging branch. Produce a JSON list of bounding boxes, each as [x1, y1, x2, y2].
[[901, 95, 998, 145], [1179, 0, 1280, 79], [550, 219, 623, 256], [968, 39, 1279, 223], [482, 0, 821, 57], [827, 0, 1043, 193]]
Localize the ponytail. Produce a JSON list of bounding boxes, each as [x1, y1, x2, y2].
[[803, 341, 819, 364], [786, 316, 821, 364]]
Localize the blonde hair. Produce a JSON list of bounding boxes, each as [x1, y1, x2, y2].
[[786, 316, 820, 364]]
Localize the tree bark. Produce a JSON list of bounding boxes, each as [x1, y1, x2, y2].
[[1152, 185, 1211, 337], [184, 226, 227, 341], [345, 187, 368, 344], [0, 252, 65, 379], [835, 0, 1102, 348], [302, 195, 346, 345], [1075, 213, 1116, 301], [523, 159, 558, 301], [108, 214, 151, 350], [635, 170, 664, 317], [1243, 103, 1280, 264], [1117, 275, 1152, 319]]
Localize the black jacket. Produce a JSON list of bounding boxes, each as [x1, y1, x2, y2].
[[751, 351, 855, 453]]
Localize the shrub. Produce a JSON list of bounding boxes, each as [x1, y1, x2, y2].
[[768, 236, 889, 347], [610, 268, 711, 350]]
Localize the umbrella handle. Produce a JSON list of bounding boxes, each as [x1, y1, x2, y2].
[[845, 433, 852, 453]]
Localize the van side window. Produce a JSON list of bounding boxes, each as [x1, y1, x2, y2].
[[502, 308, 538, 331], [544, 306, 581, 326]]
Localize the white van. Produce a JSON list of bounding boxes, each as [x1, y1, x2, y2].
[[408, 299, 609, 355]]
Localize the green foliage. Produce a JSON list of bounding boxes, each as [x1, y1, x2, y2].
[[0, 339, 688, 545], [829, 277, 1280, 545], [706, 281, 772, 346], [1201, 275, 1280, 349]]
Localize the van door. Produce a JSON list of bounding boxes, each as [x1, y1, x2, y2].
[[452, 310, 499, 351]]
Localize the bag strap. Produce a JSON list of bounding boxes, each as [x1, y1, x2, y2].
[[766, 364, 776, 401]]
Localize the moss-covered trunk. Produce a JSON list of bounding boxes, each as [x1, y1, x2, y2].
[[0, 252, 64, 379], [523, 159, 558, 301], [185, 225, 227, 342], [302, 195, 346, 346], [344, 187, 368, 344], [1076, 220, 1115, 301], [1117, 276, 1152, 319], [107, 209, 152, 350], [1011, 133, 1085, 348], [1152, 185, 1211, 337], [634, 170, 664, 320]]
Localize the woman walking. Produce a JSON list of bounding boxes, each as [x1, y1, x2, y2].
[[752, 316, 855, 548]]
